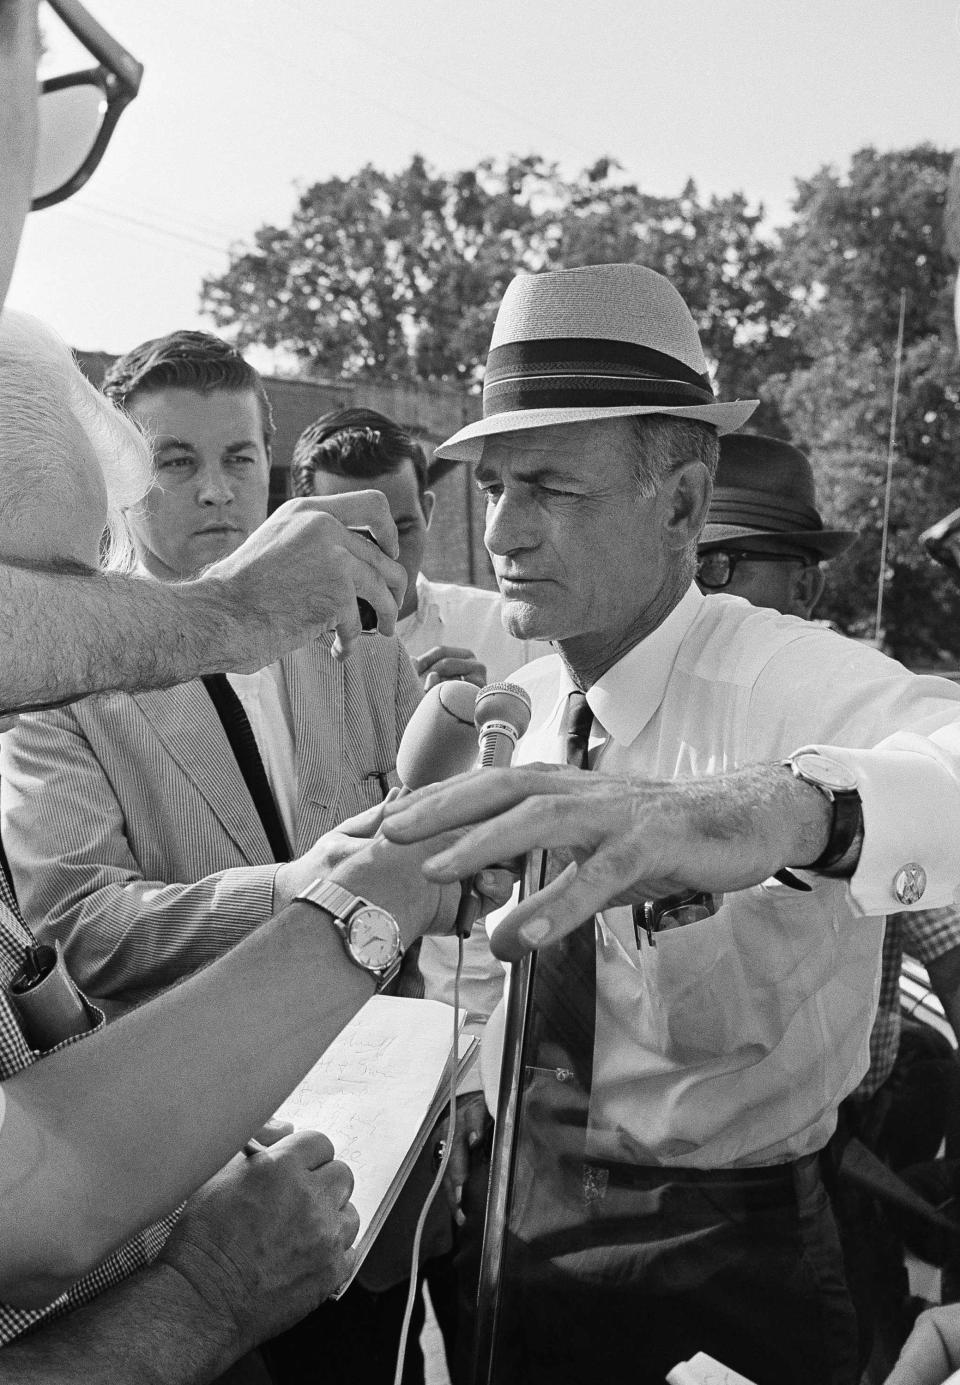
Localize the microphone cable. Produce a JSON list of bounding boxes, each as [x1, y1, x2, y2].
[[392, 934, 465, 1385]]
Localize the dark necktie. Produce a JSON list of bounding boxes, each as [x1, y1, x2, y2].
[[530, 689, 598, 1081], [202, 673, 293, 864]]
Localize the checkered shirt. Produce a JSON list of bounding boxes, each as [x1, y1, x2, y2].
[[0, 872, 175, 1346], [856, 905, 960, 1099]]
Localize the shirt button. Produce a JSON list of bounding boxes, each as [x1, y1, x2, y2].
[[893, 863, 927, 905]]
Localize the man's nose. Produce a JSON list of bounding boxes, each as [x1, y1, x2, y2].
[[197, 467, 233, 506], [484, 492, 538, 556]]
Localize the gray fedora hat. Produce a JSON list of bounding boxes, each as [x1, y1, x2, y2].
[[699, 433, 857, 560], [435, 263, 758, 463]]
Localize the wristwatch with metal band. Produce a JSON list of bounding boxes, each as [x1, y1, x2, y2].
[[783, 750, 863, 876], [294, 879, 403, 991]]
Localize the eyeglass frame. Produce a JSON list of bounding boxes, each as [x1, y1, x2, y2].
[[695, 546, 815, 591], [632, 890, 723, 949], [31, 0, 144, 211]]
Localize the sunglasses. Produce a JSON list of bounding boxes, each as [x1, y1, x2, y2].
[[31, 0, 143, 211], [696, 548, 811, 591]]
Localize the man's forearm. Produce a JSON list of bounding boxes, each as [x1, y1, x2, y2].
[[0, 834, 447, 1303], [0, 1262, 240, 1385], [0, 899, 372, 1302], [381, 760, 834, 962], [0, 561, 250, 713]]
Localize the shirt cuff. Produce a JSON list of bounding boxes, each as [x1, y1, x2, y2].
[[798, 739, 960, 915]]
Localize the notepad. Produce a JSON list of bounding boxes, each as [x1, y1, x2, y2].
[[667, 1353, 758, 1385], [273, 993, 475, 1290]]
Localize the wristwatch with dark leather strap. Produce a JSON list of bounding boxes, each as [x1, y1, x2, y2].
[[294, 879, 403, 991], [783, 750, 864, 876]]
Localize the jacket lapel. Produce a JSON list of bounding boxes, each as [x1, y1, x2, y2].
[[133, 681, 274, 864]]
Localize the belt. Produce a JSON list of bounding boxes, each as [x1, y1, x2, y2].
[[584, 1150, 819, 1191]]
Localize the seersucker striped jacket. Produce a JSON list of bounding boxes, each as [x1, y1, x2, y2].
[[1, 632, 421, 1006]]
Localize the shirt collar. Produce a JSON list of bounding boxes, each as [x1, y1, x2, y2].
[[579, 584, 704, 746], [397, 572, 439, 640]]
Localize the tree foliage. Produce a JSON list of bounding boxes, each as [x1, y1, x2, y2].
[[201, 154, 795, 421], [200, 144, 960, 662], [201, 155, 561, 382], [765, 145, 960, 662]]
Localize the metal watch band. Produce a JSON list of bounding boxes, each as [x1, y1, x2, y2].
[[296, 879, 365, 922], [293, 879, 402, 990]]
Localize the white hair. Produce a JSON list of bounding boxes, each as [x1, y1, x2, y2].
[[0, 309, 151, 570]]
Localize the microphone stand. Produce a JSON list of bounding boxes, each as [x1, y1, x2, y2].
[[471, 850, 546, 1384]]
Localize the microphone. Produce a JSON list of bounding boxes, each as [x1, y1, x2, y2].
[[475, 682, 533, 768], [454, 681, 532, 936], [396, 679, 479, 789]]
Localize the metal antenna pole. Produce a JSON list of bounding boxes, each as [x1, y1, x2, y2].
[[874, 289, 907, 645]]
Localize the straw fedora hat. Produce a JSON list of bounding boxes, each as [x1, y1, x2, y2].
[[699, 433, 857, 560], [435, 263, 758, 463]]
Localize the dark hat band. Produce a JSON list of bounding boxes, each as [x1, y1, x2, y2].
[[483, 337, 716, 416], [708, 485, 823, 534]]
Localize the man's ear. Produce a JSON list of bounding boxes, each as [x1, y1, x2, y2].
[[795, 563, 826, 617], [421, 489, 436, 529], [661, 461, 712, 551]]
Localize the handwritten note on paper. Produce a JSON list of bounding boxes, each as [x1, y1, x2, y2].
[[273, 994, 464, 1241]]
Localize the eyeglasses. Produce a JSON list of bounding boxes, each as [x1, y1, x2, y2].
[[696, 548, 811, 591], [633, 891, 723, 948], [31, 0, 144, 211]]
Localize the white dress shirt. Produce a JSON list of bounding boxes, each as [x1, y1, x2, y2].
[[226, 663, 298, 849], [484, 584, 960, 1168], [398, 573, 551, 686]]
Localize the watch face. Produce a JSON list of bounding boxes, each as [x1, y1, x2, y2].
[[346, 906, 400, 970], [794, 751, 858, 795]]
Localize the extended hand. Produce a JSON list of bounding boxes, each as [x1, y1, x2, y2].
[[202, 491, 407, 664], [160, 1130, 359, 1355], [274, 799, 395, 912], [326, 829, 465, 950], [414, 645, 487, 691], [381, 762, 831, 961], [435, 1092, 488, 1226]]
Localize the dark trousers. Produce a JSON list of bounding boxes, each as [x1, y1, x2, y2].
[[424, 1119, 494, 1384], [831, 1018, 960, 1381], [260, 1278, 425, 1385], [487, 1154, 857, 1385]]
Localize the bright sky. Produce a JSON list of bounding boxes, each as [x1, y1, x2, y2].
[[8, 0, 960, 361]]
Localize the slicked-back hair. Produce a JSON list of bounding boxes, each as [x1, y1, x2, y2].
[[0, 310, 151, 571], [627, 415, 719, 587], [292, 407, 429, 502], [102, 330, 275, 457], [626, 414, 719, 497]]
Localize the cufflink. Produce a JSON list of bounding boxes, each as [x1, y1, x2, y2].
[[893, 863, 927, 905]]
